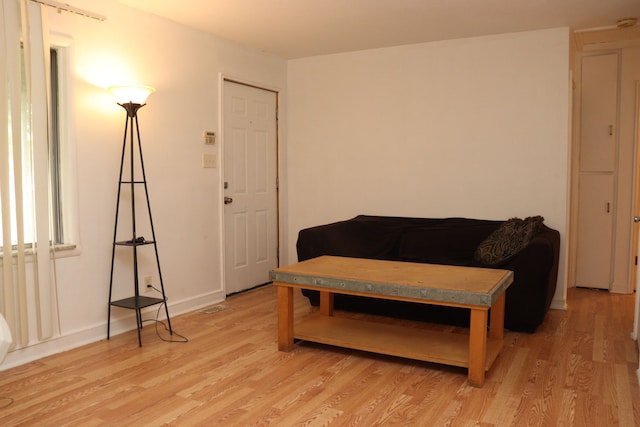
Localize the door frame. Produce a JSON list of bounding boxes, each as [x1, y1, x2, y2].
[[218, 74, 281, 295], [631, 82, 640, 337], [569, 51, 619, 291], [632, 82, 640, 386], [570, 49, 639, 294]]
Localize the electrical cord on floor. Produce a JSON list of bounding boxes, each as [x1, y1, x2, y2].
[[140, 289, 189, 343], [0, 396, 14, 409]]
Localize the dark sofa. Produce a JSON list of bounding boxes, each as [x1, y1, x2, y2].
[[296, 215, 560, 332]]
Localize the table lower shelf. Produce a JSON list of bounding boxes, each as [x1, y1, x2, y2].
[[294, 313, 503, 370], [110, 295, 166, 310]]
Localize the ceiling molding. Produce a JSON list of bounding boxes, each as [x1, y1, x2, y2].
[[574, 26, 640, 51]]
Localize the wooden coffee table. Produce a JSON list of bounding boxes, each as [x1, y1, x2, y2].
[[270, 256, 513, 387]]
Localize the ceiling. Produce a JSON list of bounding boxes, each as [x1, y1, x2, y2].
[[113, 0, 640, 59]]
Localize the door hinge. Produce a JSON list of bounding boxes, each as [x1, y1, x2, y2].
[[276, 176, 279, 190], [635, 256, 638, 266], [275, 108, 279, 121]]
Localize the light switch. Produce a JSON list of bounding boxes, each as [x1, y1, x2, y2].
[[202, 153, 216, 168]]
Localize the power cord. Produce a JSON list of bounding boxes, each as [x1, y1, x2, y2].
[[141, 288, 189, 343]]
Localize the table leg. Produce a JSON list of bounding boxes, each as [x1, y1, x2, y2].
[[468, 307, 488, 387], [277, 285, 294, 351], [489, 293, 506, 340], [319, 291, 334, 316]]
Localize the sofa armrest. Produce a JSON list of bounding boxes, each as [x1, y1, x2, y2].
[[497, 227, 560, 331]]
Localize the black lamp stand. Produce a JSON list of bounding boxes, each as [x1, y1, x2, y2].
[[107, 102, 172, 346]]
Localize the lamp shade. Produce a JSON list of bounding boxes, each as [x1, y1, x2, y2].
[[108, 85, 155, 105]]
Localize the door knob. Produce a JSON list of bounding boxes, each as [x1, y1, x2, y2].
[[634, 216, 640, 223], [224, 196, 233, 205]]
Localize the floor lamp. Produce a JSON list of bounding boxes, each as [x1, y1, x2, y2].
[[107, 85, 173, 346]]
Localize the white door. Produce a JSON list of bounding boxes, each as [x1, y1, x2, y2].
[[223, 81, 278, 295], [579, 53, 618, 172], [575, 53, 618, 289], [575, 174, 614, 289]]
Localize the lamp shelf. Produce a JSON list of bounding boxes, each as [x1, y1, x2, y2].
[[114, 240, 156, 247], [110, 295, 166, 310]]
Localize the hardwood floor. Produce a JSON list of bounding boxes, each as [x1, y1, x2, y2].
[[0, 285, 638, 426]]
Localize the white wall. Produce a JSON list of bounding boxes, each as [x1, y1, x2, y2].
[[286, 28, 571, 307], [3, 1, 286, 368]]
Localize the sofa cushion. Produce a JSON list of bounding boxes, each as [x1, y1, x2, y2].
[[474, 216, 544, 265], [297, 215, 430, 261], [397, 219, 499, 265]]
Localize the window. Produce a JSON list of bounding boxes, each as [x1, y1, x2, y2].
[[50, 48, 64, 245], [0, 46, 67, 251]]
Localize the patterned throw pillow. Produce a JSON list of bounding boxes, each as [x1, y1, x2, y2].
[[474, 216, 544, 265]]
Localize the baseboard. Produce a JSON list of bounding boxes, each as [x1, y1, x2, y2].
[[550, 297, 567, 310], [0, 290, 225, 371], [0, 314, 12, 364]]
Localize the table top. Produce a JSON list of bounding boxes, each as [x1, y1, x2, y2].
[[270, 256, 513, 307]]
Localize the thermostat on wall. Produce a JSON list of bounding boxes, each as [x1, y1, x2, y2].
[[203, 131, 216, 145]]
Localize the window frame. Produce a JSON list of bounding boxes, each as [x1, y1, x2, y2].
[[48, 35, 79, 254], [1, 36, 77, 256]]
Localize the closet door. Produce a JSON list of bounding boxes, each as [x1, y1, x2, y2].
[[575, 174, 614, 288], [579, 53, 618, 172], [575, 53, 618, 289]]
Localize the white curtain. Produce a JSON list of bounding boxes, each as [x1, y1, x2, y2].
[[0, 0, 58, 350]]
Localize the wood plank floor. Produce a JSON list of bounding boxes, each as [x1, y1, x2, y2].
[[0, 285, 638, 426]]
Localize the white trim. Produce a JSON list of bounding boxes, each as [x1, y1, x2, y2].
[[550, 298, 567, 310], [574, 24, 640, 33]]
